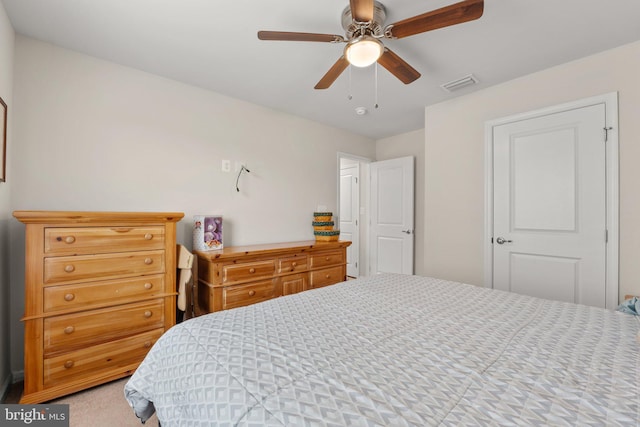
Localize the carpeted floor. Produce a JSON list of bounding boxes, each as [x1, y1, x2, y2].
[[4, 378, 158, 427]]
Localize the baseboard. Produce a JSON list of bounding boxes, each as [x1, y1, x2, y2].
[[10, 369, 23, 382], [0, 373, 12, 403], [1, 370, 24, 403]]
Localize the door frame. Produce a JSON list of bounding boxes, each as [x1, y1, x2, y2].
[[483, 92, 619, 309], [337, 152, 372, 277], [339, 160, 360, 277]]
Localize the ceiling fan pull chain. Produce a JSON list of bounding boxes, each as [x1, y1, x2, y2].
[[348, 65, 353, 100], [374, 62, 379, 109]]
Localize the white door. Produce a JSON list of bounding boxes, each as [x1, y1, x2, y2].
[[340, 163, 359, 277], [370, 156, 414, 275], [492, 103, 607, 307]]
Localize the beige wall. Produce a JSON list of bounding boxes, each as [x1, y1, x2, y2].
[[376, 129, 425, 276], [0, 1, 14, 397], [8, 36, 376, 376], [424, 40, 640, 302]]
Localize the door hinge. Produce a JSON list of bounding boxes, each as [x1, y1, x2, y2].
[[355, 177, 358, 184], [355, 219, 358, 226], [355, 262, 358, 268], [604, 126, 613, 142], [605, 229, 609, 243]]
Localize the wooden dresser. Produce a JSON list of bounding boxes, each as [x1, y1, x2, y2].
[[196, 240, 351, 313], [13, 211, 184, 404]]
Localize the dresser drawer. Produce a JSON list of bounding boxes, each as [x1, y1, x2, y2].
[[223, 279, 279, 310], [43, 275, 165, 313], [281, 273, 307, 296], [44, 300, 164, 354], [43, 250, 165, 285], [309, 266, 345, 288], [43, 329, 163, 387], [222, 260, 276, 284], [44, 226, 165, 255], [278, 254, 308, 273], [309, 251, 344, 269]]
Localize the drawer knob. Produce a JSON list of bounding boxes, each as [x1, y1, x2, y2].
[[144, 282, 153, 290], [325, 274, 331, 279], [64, 326, 75, 335], [64, 265, 75, 273], [64, 293, 75, 302], [249, 268, 256, 274], [325, 257, 330, 261], [144, 341, 152, 349], [64, 360, 74, 369], [64, 236, 76, 244], [248, 290, 256, 296], [144, 258, 153, 265], [143, 310, 152, 318], [292, 262, 297, 267], [144, 233, 153, 240]]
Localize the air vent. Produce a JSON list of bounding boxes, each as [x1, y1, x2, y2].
[[440, 74, 478, 92]]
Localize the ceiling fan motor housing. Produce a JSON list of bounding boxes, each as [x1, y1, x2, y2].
[[341, 1, 387, 38]]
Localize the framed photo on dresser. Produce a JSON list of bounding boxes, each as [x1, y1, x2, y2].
[[0, 96, 6, 182]]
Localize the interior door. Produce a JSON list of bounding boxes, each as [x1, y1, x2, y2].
[[492, 103, 607, 307], [340, 163, 359, 277], [370, 156, 414, 275]]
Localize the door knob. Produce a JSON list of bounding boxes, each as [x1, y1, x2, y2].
[[401, 230, 413, 234], [495, 237, 512, 245]]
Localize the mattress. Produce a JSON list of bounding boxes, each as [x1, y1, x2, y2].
[[124, 273, 640, 426]]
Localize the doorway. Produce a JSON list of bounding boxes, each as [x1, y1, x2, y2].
[[338, 153, 370, 278], [338, 153, 416, 277], [340, 159, 360, 277], [484, 93, 619, 309]]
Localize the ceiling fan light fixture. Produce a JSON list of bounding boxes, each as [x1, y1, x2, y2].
[[344, 36, 383, 67]]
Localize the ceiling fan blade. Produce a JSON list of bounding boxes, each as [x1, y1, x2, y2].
[[350, 0, 374, 22], [315, 56, 350, 89], [377, 48, 421, 84], [386, 0, 484, 39], [258, 31, 344, 43]]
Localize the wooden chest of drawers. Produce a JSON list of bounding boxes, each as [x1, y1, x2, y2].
[[13, 211, 184, 403], [196, 240, 351, 313]]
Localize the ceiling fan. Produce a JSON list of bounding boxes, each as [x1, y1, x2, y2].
[[258, 0, 484, 89]]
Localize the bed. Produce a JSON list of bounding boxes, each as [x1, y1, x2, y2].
[[124, 273, 640, 426]]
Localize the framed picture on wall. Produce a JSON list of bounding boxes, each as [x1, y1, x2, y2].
[[0, 96, 6, 182]]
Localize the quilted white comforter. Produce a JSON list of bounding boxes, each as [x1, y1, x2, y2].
[[124, 274, 640, 426]]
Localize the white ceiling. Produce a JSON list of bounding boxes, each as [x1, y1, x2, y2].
[[3, 0, 640, 139]]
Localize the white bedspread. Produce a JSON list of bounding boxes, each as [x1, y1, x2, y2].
[[124, 274, 640, 426]]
